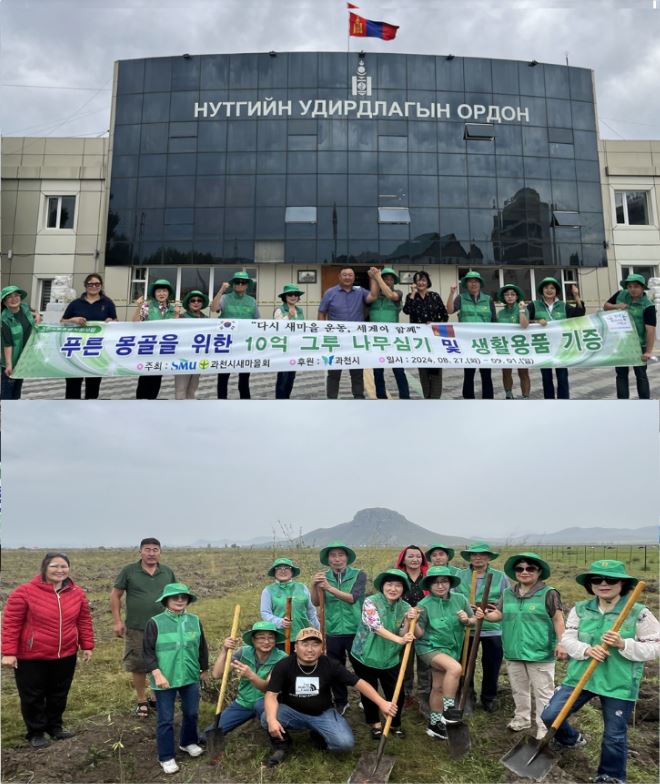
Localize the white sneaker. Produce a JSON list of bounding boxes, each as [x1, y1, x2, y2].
[[507, 719, 532, 731], [179, 743, 203, 757], [535, 728, 547, 740], [160, 759, 180, 774]]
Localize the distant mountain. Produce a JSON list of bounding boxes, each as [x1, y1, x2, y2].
[[493, 526, 658, 545]]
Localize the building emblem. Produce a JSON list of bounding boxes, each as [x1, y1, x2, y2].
[[352, 56, 372, 97]]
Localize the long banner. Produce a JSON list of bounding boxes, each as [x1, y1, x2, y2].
[[13, 311, 642, 379]]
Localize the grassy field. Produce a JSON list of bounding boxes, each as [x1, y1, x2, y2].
[[1, 545, 658, 784]]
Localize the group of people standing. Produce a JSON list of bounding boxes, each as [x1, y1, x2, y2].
[[1, 267, 654, 400], [2, 539, 657, 784]]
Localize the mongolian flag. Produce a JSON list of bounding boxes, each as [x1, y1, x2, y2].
[[349, 12, 399, 40], [347, 2, 359, 7]]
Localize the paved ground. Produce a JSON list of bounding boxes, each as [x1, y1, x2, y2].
[[16, 360, 660, 400]]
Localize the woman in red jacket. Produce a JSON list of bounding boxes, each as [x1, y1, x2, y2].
[[1, 552, 95, 748]]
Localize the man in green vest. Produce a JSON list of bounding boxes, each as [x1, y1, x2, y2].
[[310, 542, 367, 714], [210, 271, 260, 399], [425, 544, 459, 575], [603, 273, 656, 399], [446, 272, 497, 399], [1, 285, 41, 400], [367, 266, 410, 399]]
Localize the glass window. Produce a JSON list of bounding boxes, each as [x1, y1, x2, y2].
[[379, 136, 408, 152], [139, 209, 164, 239], [225, 175, 255, 206], [467, 155, 496, 177], [436, 57, 464, 91], [522, 127, 548, 157], [169, 137, 197, 154], [573, 130, 598, 161], [497, 156, 524, 178], [409, 177, 438, 207], [288, 52, 318, 87], [167, 153, 196, 176], [318, 151, 348, 173], [286, 221, 316, 239], [172, 57, 200, 91], [469, 209, 498, 240], [544, 65, 570, 98], [496, 268, 531, 298], [549, 143, 575, 159], [227, 152, 257, 174], [166, 176, 196, 208], [194, 208, 223, 237], [140, 123, 168, 154], [255, 175, 286, 206], [318, 205, 348, 239], [550, 158, 576, 180], [257, 151, 286, 174], [408, 207, 440, 236], [552, 180, 578, 211], [492, 60, 519, 95], [198, 122, 227, 152], [494, 124, 522, 156], [348, 151, 378, 174], [287, 152, 316, 174], [285, 239, 317, 263], [576, 182, 601, 213], [569, 68, 593, 101], [169, 91, 198, 122], [110, 179, 137, 210], [518, 61, 545, 97], [114, 124, 141, 155], [464, 123, 494, 141], [468, 178, 497, 208], [286, 174, 316, 205], [317, 174, 347, 206], [228, 121, 257, 151], [179, 267, 211, 301], [378, 54, 406, 89], [523, 157, 550, 179], [439, 208, 469, 240], [164, 208, 193, 225], [255, 207, 286, 237], [318, 119, 348, 151], [378, 207, 411, 224], [46, 196, 76, 229], [197, 152, 225, 175], [115, 94, 143, 125], [223, 208, 254, 238], [195, 176, 225, 207], [378, 152, 408, 175], [257, 51, 288, 88], [438, 122, 466, 153], [548, 128, 573, 145], [117, 60, 144, 94], [348, 175, 377, 206], [438, 176, 467, 208], [579, 212, 605, 243], [288, 135, 317, 151], [552, 211, 581, 227], [164, 223, 193, 242], [407, 55, 436, 89], [139, 154, 167, 177], [546, 98, 571, 128], [257, 121, 287, 151], [113, 155, 139, 178], [319, 53, 348, 88], [621, 264, 657, 280], [229, 53, 259, 88], [614, 191, 650, 226], [409, 122, 436, 152], [348, 121, 377, 151], [200, 56, 229, 90], [142, 93, 170, 124], [348, 208, 378, 238], [576, 159, 600, 182], [571, 101, 596, 132], [285, 207, 317, 223]]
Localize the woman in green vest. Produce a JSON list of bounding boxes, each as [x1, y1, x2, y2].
[[541, 561, 659, 784], [173, 290, 209, 400], [425, 544, 459, 575], [416, 566, 480, 739], [132, 278, 180, 400], [274, 283, 305, 399], [484, 552, 566, 739], [447, 271, 497, 399], [211, 271, 260, 399], [310, 542, 367, 714], [349, 569, 419, 738], [143, 583, 208, 775], [527, 277, 585, 399], [603, 273, 656, 399], [208, 621, 286, 734], [260, 558, 319, 643], [496, 284, 531, 399], [1, 285, 40, 400]]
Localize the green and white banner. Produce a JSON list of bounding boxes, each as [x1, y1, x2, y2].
[[13, 311, 643, 379]]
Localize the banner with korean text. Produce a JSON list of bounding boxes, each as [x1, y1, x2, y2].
[[13, 311, 643, 379]]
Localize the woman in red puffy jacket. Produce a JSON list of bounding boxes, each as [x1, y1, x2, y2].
[[1, 552, 95, 748]]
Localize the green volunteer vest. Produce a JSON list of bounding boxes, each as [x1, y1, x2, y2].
[[222, 291, 257, 319], [532, 299, 567, 321], [615, 291, 653, 350], [149, 611, 202, 690], [183, 311, 208, 319], [277, 303, 304, 320], [1, 304, 35, 367], [458, 292, 492, 323], [415, 592, 470, 659], [457, 566, 506, 633], [235, 645, 287, 709], [501, 585, 556, 662], [564, 598, 646, 702], [497, 304, 521, 325], [266, 581, 310, 640], [147, 301, 176, 320], [369, 294, 401, 323], [351, 593, 411, 670], [324, 567, 363, 636]]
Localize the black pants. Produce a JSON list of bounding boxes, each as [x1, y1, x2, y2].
[[65, 377, 102, 399], [275, 371, 297, 399], [325, 635, 355, 707], [14, 656, 77, 739], [468, 635, 503, 703], [136, 375, 162, 399], [615, 365, 650, 399], [326, 369, 365, 399], [462, 368, 494, 399], [349, 655, 404, 727], [541, 368, 569, 399], [217, 373, 251, 399]]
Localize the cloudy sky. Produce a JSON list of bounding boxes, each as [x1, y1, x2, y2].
[[0, 0, 658, 139], [2, 400, 658, 547]]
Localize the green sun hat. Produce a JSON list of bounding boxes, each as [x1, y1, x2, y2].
[[229, 271, 252, 285], [425, 543, 455, 562], [422, 565, 461, 590], [537, 277, 561, 295], [148, 278, 175, 299], [374, 568, 410, 593], [620, 273, 648, 290], [460, 542, 499, 561], [504, 552, 551, 582], [279, 283, 305, 301], [268, 557, 301, 578], [575, 559, 638, 589], [380, 267, 400, 284], [461, 271, 484, 285], [242, 621, 284, 646], [1, 285, 28, 304], [497, 283, 525, 303], [319, 541, 357, 566], [181, 290, 209, 310], [155, 582, 198, 604]]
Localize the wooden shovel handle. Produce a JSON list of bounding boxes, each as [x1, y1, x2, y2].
[[459, 572, 493, 711], [216, 604, 241, 716], [319, 590, 326, 653], [550, 580, 646, 730], [460, 569, 479, 674], [382, 615, 417, 738], [284, 597, 293, 654]]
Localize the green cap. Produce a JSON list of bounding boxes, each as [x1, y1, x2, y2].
[[422, 565, 461, 590], [504, 552, 551, 582], [374, 568, 410, 593], [460, 542, 499, 561], [425, 543, 455, 562], [537, 277, 561, 295], [230, 271, 252, 284], [1, 285, 28, 303], [268, 557, 301, 578], [242, 621, 284, 646], [148, 279, 175, 299], [319, 541, 356, 566], [461, 271, 484, 285], [620, 274, 647, 290], [497, 284, 525, 303], [155, 582, 198, 604], [182, 290, 209, 310], [380, 267, 400, 284], [576, 560, 638, 591], [279, 283, 305, 300]]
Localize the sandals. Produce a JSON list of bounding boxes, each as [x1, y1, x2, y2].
[[135, 701, 149, 719]]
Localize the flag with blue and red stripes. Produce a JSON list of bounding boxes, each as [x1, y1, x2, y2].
[[349, 11, 399, 40]]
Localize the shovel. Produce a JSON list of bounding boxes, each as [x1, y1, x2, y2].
[[207, 604, 241, 762], [284, 597, 293, 654], [319, 588, 326, 653], [447, 572, 493, 759], [457, 569, 478, 717], [347, 617, 417, 784], [500, 580, 646, 782]]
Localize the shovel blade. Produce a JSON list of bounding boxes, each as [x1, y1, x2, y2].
[[446, 722, 471, 759], [500, 735, 558, 781], [347, 752, 395, 784], [205, 725, 225, 762]]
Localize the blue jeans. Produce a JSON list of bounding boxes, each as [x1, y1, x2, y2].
[[275, 371, 297, 399], [541, 368, 569, 399], [541, 684, 634, 782], [373, 368, 410, 399], [155, 682, 200, 761], [1, 371, 23, 399], [261, 704, 354, 752], [205, 698, 264, 735]]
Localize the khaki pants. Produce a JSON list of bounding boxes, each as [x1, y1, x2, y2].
[[506, 660, 555, 732]]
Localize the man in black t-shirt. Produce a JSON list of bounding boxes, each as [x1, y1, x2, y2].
[[262, 628, 397, 767]]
